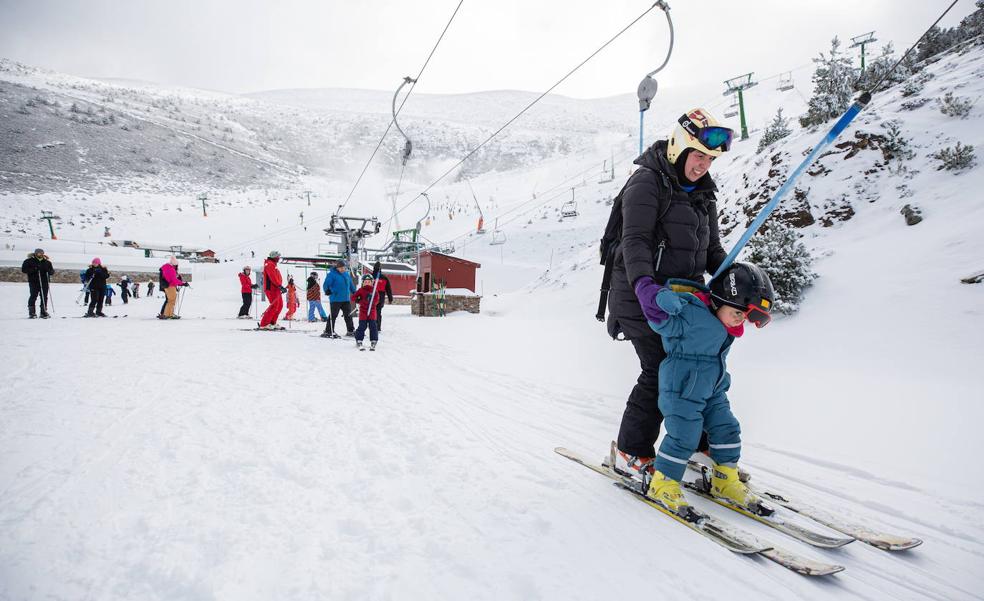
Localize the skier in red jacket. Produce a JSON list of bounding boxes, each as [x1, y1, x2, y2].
[[351, 274, 386, 350], [237, 266, 257, 318], [259, 251, 285, 329]]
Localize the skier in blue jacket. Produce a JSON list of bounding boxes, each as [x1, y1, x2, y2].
[[633, 262, 775, 517], [321, 260, 357, 338]]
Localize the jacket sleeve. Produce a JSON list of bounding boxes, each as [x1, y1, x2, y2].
[[21, 259, 35, 275], [45, 260, 54, 276], [385, 279, 393, 302], [649, 291, 687, 338], [348, 278, 357, 296], [323, 274, 331, 294], [705, 199, 727, 276], [620, 171, 667, 288]]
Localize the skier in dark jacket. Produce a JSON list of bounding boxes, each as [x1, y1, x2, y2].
[[118, 276, 131, 304], [609, 107, 732, 475], [84, 258, 110, 317], [21, 248, 54, 318]]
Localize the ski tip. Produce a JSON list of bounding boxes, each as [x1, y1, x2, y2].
[[882, 538, 923, 551]]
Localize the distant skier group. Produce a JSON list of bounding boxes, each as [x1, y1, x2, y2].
[[239, 252, 393, 351]]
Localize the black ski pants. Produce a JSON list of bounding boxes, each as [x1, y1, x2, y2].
[[239, 292, 252, 317], [87, 288, 106, 315], [376, 302, 385, 331], [617, 334, 706, 458], [326, 301, 354, 335], [28, 282, 50, 316]]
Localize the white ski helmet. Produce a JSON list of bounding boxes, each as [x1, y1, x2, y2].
[[667, 107, 734, 164]]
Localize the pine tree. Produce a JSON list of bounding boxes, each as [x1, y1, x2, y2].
[[799, 37, 855, 128], [855, 43, 910, 93], [756, 108, 792, 154], [742, 222, 817, 315]]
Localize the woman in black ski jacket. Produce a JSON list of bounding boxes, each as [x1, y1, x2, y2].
[[609, 107, 732, 469], [84, 258, 110, 317]]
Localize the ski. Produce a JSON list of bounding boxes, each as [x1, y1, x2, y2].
[[686, 460, 921, 551], [683, 463, 854, 549], [555, 447, 768, 554], [241, 327, 305, 333]]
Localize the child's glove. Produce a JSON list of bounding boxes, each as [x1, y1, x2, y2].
[[634, 276, 669, 325]]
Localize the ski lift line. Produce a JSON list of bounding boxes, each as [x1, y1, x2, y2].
[[712, 0, 962, 281], [865, 0, 958, 94], [215, 2, 465, 257], [335, 0, 466, 216], [380, 1, 667, 231]]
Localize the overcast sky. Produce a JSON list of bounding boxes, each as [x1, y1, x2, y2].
[[0, 0, 969, 99]]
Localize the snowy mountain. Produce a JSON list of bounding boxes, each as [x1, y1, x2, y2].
[[2, 26, 984, 601]]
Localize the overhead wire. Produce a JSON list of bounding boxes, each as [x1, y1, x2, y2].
[[214, 0, 465, 256], [378, 1, 669, 233]]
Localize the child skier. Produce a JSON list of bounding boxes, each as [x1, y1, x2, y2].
[[104, 283, 115, 306], [351, 273, 384, 350], [238, 266, 256, 318], [306, 272, 328, 322], [285, 276, 299, 321], [633, 262, 775, 517]]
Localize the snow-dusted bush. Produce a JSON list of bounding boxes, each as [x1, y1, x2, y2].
[[800, 37, 855, 128], [881, 120, 915, 164], [937, 91, 974, 118], [757, 108, 792, 154], [900, 78, 924, 97], [931, 142, 976, 171], [743, 221, 817, 315]]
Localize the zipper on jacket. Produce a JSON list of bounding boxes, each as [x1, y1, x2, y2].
[[655, 240, 666, 272]]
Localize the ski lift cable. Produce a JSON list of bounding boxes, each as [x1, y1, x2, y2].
[[711, 0, 962, 280], [336, 0, 466, 216], [215, 0, 465, 256], [380, 1, 668, 231]]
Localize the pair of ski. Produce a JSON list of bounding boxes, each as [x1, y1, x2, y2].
[[242, 327, 306, 333], [684, 460, 922, 553], [557, 444, 919, 577]]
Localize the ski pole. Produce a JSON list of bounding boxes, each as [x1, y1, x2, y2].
[[176, 286, 187, 317]]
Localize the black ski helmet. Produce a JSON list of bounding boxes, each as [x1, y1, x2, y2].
[[710, 262, 775, 326]]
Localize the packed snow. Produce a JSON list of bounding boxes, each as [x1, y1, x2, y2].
[[3, 25, 984, 601]]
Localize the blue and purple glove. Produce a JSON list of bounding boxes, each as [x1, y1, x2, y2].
[[634, 276, 668, 325]]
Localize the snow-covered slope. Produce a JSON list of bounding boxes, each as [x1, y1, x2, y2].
[[2, 37, 984, 601]]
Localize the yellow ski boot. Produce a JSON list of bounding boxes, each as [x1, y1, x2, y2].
[[647, 471, 692, 516], [711, 464, 773, 516]]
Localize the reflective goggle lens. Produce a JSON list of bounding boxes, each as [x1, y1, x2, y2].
[[698, 127, 734, 152]]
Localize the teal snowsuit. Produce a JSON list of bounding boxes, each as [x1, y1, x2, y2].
[[649, 288, 742, 481]]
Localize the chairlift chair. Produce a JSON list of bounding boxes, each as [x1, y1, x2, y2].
[[777, 72, 795, 92], [489, 218, 506, 245], [561, 201, 579, 219]]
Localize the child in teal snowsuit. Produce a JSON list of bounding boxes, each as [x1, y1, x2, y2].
[[648, 286, 743, 481], [634, 262, 774, 514]]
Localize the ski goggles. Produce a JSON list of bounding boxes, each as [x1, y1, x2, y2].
[[678, 114, 734, 152], [744, 303, 772, 328]]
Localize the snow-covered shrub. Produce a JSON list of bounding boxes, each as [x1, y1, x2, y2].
[[800, 37, 855, 128], [937, 91, 974, 118], [743, 221, 817, 315], [900, 78, 923, 97], [757, 108, 792, 154], [931, 142, 976, 171], [881, 120, 915, 163]]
